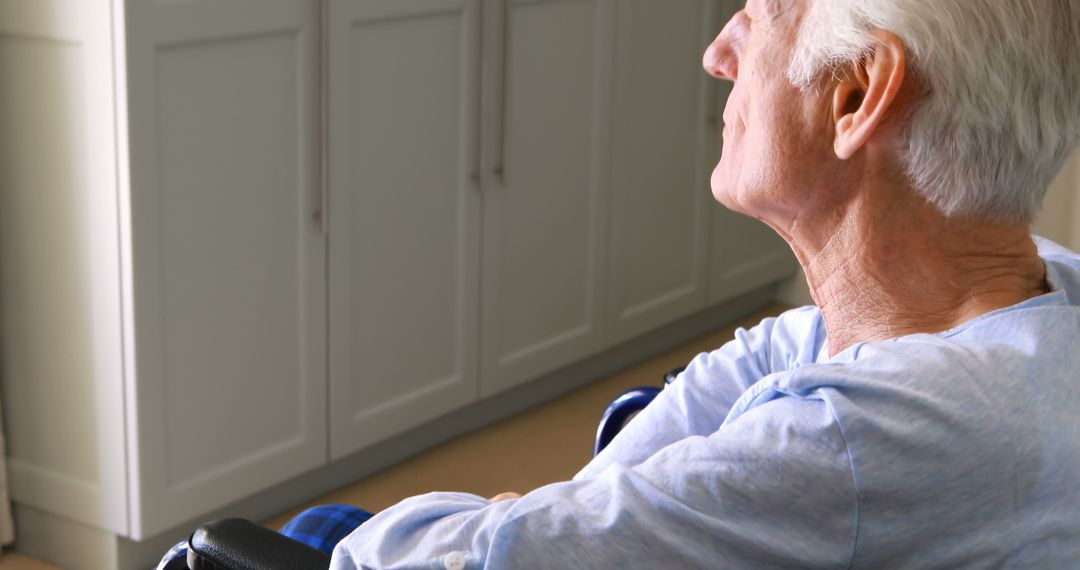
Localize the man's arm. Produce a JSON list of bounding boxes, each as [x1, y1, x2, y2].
[[330, 393, 857, 570], [577, 305, 826, 480]]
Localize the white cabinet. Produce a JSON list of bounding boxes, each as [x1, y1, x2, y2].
[[604, 0, 718, 346], [325, 0, 618, 449], [326, 0, 483, 459], [0, 0, 129, 536], [0, 0, 794, 565], [0, 0, 327, 541], [607, 0, 796, 337], [122, 0, 328, 536], [479, 0, 616, 396]]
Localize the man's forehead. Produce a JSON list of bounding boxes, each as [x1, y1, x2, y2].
[[746, 0, 804, 28], [747, 0, 798, 20]]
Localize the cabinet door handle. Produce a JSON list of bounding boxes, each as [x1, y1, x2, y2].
[[317, 0, 330, 233], [492, 0, 509, 186], [472, 0, 484, 187]]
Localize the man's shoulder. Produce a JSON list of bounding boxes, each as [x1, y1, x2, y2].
[[790, 308, 1080, 392], [768, 303, 1080, 450], [1034, 234, 1080, 262], [1035, 236, 1080, 306], [772, 303, 1080, 567]]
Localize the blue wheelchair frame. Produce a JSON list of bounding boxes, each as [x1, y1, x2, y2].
[[592, 365, 683, 456]]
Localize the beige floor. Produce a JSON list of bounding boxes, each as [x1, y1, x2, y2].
[[0, 304, 785, 569]]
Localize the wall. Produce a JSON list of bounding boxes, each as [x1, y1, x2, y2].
[[778, 149, 1080, 307], [1032, 151, 1080, 250]]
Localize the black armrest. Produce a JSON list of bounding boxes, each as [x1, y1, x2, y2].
[[187, 518, 331, 570]]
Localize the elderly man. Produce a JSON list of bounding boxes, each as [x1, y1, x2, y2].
[[323, 0, 1080, 567]]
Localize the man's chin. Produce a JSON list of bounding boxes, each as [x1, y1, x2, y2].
[[711, 184, 769, 221], [710, 162, 744, 209], [710, 178, 745, 214]]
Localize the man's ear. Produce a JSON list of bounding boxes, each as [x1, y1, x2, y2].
[[832, 30, 906, 160]]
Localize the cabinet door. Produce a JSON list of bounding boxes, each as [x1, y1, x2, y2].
[[123, 0, 326, 538], [0, 0, 129, 535], [480, 0, 616, 396], [707, 0, 797, 304], [327, 0, 482, 458], [604, 0, 717, 346]]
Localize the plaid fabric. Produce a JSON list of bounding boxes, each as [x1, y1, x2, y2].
[[155, 505, 371, 569], [280, 504, 374, 555]]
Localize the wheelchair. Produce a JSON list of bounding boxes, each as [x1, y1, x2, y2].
[[160, 367, 685, 570]]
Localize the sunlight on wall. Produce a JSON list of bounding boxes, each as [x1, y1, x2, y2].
[[1033, 150, 1080, 251]]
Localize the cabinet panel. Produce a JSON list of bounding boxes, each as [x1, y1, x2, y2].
[[124, 0, 325, 538], [328, 0, 481, 458], [0, 0, 128, 533], [480, 0, 615, 395], [154, 33, 313, 488], [605, 0, 716, 346]]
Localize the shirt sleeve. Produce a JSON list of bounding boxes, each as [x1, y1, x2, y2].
[[576, 306, 826, 480], [330, 393, 857, 570]]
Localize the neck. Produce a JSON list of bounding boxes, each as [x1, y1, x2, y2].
[[783, 188, 1047, 357]]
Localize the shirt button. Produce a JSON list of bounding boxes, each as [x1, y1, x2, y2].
[[444, 551, 466, 570]]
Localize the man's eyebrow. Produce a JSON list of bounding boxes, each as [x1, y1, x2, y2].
[[746, 0, 779, 23], [749, 0, 776, 19], [761, 0, 796, 26]]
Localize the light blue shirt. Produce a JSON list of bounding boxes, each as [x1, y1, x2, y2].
[[331, 236, 1080, 569]]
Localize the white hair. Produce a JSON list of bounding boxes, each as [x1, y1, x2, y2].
[[788, 0, 1080, 223]]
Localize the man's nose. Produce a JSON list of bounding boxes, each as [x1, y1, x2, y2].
[[703, 15, 742, 81]]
